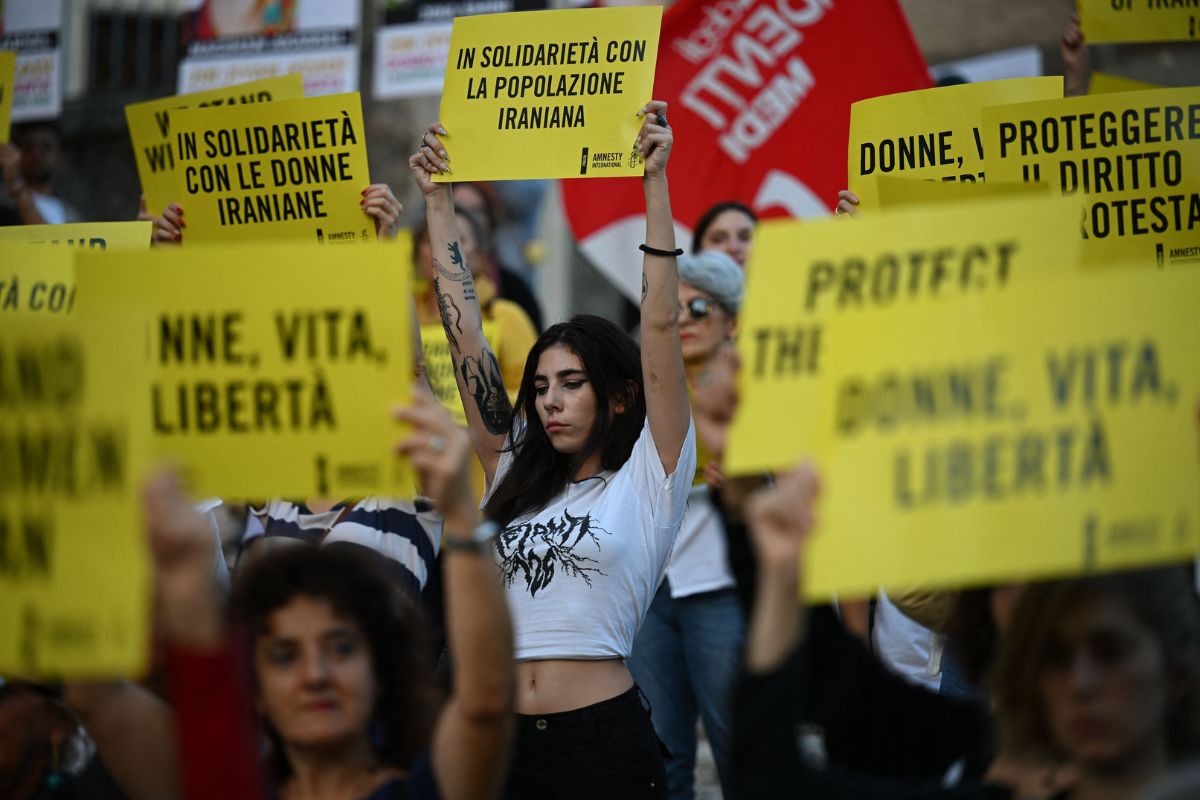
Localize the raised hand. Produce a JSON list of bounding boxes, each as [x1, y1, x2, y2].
[[834, 189, 861, 218], [151, 202, 184, 245], [409, 122, 452, 197], [637, 100, 673, 178], [361, 183, 403, 239]]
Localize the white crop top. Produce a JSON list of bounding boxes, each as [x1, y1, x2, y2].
[[487, 416, 697, 661]]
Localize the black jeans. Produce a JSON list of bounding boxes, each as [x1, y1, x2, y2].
[[505, 686, 669, 799]]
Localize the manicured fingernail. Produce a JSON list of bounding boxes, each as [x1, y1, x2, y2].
[[438, 127, 448, 136], [636, 108, 645, 117], [361, 188, 367, 195], [440, 151, 448, 160]]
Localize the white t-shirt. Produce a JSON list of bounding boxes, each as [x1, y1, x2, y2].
[[871, 590, 942, 691], [663, 485, 737, 598], [488, 416, 696, 661]]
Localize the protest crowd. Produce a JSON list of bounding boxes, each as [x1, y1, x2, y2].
[[1, 3, 1199, 800]]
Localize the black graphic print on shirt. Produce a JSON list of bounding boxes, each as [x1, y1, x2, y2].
[[496, 509, 611, 597]]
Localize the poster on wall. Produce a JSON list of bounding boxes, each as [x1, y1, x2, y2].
[[177, 0, 361, 97], [0, 0, 64, 122], [373, 0, 545, 100]]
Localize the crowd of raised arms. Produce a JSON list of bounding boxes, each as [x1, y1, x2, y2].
[[1, 11, 1198, 800]]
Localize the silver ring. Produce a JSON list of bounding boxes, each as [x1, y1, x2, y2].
[[656, 112, 668, 128], [428, 435, 446, 453]]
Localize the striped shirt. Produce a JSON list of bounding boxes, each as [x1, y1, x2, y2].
[[244, 498, 442, 597]]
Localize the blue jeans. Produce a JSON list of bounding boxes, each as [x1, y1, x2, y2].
[[628, 583, 745, 800]]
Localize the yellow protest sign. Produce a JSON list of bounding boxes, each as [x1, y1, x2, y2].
[[126, 75, 305, 217], [982, 88, 1200, 268], [1090, 71, 1161, 95], [435, 6, 662, 181], [421, 320, 502, 425], [874, 175, 1048, 209], [802, 265, 1200, 599], [0, 51, 14, 143], [1079, 0, 1200, 43], [0, 315, 152, 677], [74, 243, 414, 499], [848, 77, 1063, 211], [170, 93, 375, 245], [725, 194, 1083, 477], [0, 221, 153, 250], [0, 244, 76, 316]]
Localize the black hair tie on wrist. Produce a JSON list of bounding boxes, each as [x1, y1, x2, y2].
[[639, 244, 684, 258]]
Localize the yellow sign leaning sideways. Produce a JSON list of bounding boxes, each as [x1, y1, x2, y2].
[[126, 74, 305, 217], [170, 92, 375, 245], [1079, 0, 1200, 44], [74, 243, 414, 500], [0, 221, 153, 250], [0, 314, 152, 677], [725, 193, 1084, 478], [847, 77, 1062, 211], [0, 50, 15, 143], [801, 265, 1200, 599], [982, 87, 1200, 268], [435, 6, 663, 182], [0, 244, 76, 316]]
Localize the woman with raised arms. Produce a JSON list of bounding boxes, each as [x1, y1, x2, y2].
[[409, 100, 695, 799]]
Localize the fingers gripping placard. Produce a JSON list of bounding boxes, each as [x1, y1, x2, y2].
[[0, 316, 151, 678], [435, 6, 662, 181], [170, 93, 375, 244], [74, 242, 415, 499]]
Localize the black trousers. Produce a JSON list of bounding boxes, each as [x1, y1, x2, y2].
[[505, 686, 669, 800]]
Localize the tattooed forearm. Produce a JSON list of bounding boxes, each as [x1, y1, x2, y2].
[[433, 276, 465, 354], [448, 241, 465, 267], [461, 348, 512, 435], [432, 255, 471, 283]]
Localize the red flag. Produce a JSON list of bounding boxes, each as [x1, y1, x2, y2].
[[560, 0, 931, 300]]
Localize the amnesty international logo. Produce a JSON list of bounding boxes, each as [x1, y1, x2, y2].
[[579, 147, 589, 175]]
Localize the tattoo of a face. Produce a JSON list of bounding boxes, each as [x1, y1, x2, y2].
[[433, 276, 465, 354], [461, 348, 512, 435]]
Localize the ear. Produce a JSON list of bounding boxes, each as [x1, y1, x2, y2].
[[613, 380, 640, 415]]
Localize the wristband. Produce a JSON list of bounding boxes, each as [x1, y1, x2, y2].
[[639, 244, 683, 258], [442, 520, 499, 554]]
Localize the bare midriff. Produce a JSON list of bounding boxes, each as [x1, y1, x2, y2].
[[515, 658, 633, 715]]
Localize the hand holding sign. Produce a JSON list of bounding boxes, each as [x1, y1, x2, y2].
[[637, 100, 673, 178]]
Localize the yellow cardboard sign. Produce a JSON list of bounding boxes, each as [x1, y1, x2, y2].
[[982, 88, 1200, 268], [0, 315, 152, 677], [848, 77, 1063, 211], [1090, 71, 1161, 95], [170, 93, 375, 245], [802, 266, 1200, 599], [726, 195, 1083, 477], [74, 243, 414, 499], [1079, 0, 1200, 43], [0, 221, 153, 250], [421, 320, 502, 425], [0, 244, 76, 316], [126, 75, 305, 217], [435, 6, 663, 181], [0, 51, 14, 143], [875, 175, 1048, 209]]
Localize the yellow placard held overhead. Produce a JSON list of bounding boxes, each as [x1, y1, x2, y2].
[[848, 77, 1062, 211], [874, 175, 1049, 209], [1079, 0, 1199, 44], [0, 221, 153, 250], [1089, 71, 1161, 95], [0, 244, 76, 316], [801, 266, 1200, 599], [170, 92, 375, 245], [74, 243, 414, 500], [0, 51, 15, 143], [0, 315, 152, 677], [725, 194, 1083, 478], [982, 87, 1200, 268], [126, 75, 304, 217], [435, 6, 663, 182]]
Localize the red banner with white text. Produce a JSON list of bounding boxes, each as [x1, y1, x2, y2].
[[561, 0, 930, 300]]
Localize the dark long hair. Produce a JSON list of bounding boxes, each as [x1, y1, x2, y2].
[[233, 544, 441, 781], [691, 201, 757, 255], [484, 314, 644, 526]]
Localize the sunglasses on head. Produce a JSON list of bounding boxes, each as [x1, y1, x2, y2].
[[682, 296, 720, 321]]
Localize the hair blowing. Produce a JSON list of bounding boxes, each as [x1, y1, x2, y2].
[[232, 544, 441, 781], [993, 566, 1200, 762], [484, 314, 644, 526]]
